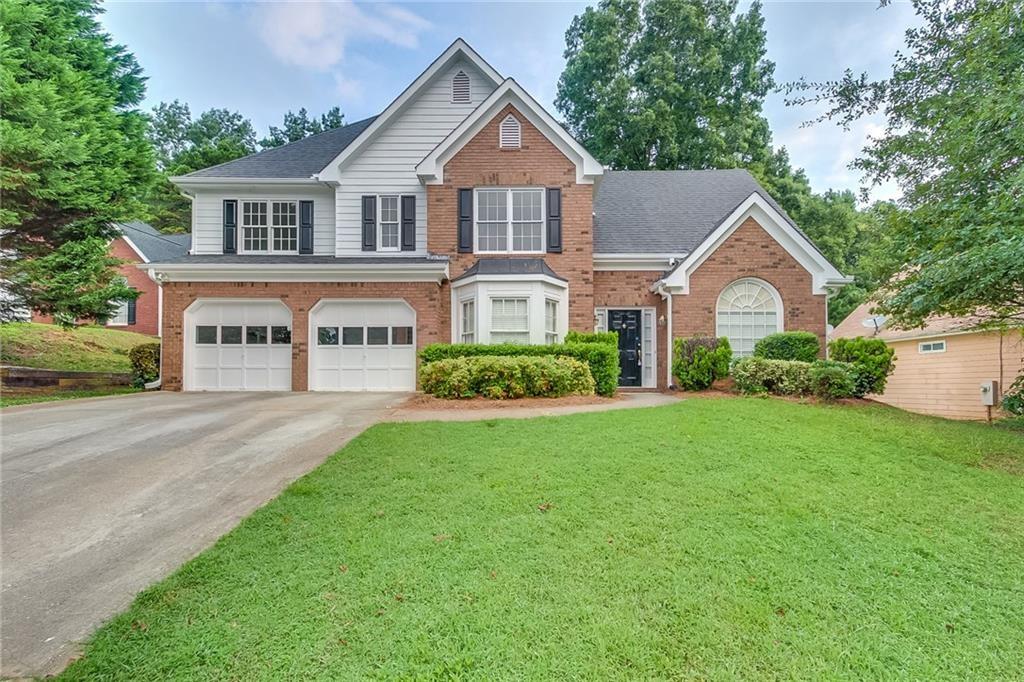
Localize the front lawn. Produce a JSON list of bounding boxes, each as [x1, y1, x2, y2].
[[62, 399, 1024, 680], [0, 322, 154, 373]]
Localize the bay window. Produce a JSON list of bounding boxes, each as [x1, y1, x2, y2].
[[490, 298, 530, 343], [460, 300, 476, 343], [545, 300, 558, 344], [475, 188, 544, 253]]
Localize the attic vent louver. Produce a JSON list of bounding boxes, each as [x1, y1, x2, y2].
[[500, 114, 521, 148], [451, 70, 471, 103]]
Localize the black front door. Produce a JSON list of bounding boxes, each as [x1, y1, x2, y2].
[[609, 310, 642, 387]]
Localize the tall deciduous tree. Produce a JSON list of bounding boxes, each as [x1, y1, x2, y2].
[[145, 101, 258, 232], [260, 107, 345, 148], [787, 0, 1024, 329], [0, 0, 153, 322], [556, 0, 775, 171]]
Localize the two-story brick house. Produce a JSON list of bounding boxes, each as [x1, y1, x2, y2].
[[146, 39, 849, 392]]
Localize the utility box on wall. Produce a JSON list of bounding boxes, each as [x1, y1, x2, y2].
[[980, 380, 999, 406]]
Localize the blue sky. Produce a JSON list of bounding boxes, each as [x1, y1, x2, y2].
[[101, 1, 918, 201]]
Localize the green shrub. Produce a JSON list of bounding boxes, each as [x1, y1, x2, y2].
[[753, 331, 820, 362], [828, 337, 896, 397], [129, 342, 160, 386], [419, 355, 595, 399], [673, 336, 731, 390], [809, 360, 858, 400], [564, 330, 618, 346], [1002, 374, 1024, 416], [732, 357, 812, 396], [419, 342, 619, 397]]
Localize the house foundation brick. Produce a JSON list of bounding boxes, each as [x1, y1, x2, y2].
[[160, 281, 444, 391]]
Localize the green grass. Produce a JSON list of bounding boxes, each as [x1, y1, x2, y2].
[[61, 398, 1024, 680], [0, 386, 141, 408], [0, 322, 154, 373]]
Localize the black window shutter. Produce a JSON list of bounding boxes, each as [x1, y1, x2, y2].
[[223, 199, 237, 254], [299, 200, 314, 254], [127, 298, 137, 326], [361, 195, 376, 251], [546, 188, 562, 253], [457, 188, 473, 253], [401, 195, 416, 251]]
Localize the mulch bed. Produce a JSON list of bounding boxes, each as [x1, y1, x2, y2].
[[397, 393, 623, 411]]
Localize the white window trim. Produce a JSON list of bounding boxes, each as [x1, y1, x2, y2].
[[376, 194, 402, 252], [473, 187, 545, 255], [544, 297, 559, 344], [919, 339, 947, 354], [239, 199, 300, 255], [489, 296, 531, 343], [715, 277, 784, 358], [460, 297, 476, 344]]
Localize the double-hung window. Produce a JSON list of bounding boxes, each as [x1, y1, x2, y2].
[[378, 195, 400, 251], [490, 298, 529, 344], [241, 200, 298, 253], [460, 300, 476, 343], [475, 188, 543, 253], [544, 299, 558, 344]]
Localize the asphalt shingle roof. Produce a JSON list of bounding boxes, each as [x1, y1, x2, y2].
[[182, 116, 378, 179], [452, 258, 566, 281], [118, 221, 190, 262], [593, 169, 797, 255]]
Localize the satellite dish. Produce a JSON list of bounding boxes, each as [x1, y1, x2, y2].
[[861, 315, 887, 332]]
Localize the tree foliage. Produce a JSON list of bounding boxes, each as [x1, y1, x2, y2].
[[557, 0, 775, 171], [787, 0, 1024, 329], [145, 101, 258, 232], [0, 0, 152, 322], [260, 107, 345, 149]]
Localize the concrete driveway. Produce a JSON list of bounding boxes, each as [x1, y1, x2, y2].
[[1, 391, 402, 678]]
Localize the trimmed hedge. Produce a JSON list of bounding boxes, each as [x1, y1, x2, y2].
[[420, 342, 619, 397], [419, 355, 595, 399], [828, 337, 896, 397], [753, 331, 820, 362], [734, 356, 858, 400], [129, 342, 160, 386], [673, 336, 731, 390], [564, 330, 618, 346]]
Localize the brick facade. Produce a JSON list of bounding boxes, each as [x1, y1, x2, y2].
[[160, 281, 444, 391], [671, 217, 827, 355], [427, 104, 595, 336], [32, 237, 161, 336]]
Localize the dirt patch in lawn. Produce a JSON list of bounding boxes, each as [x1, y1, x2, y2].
[[397, 393, 622, 411], [977, 452, 1024, 476]]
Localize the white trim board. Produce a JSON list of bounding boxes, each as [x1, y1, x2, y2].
[[416, 78, 604, 186], [140, 261, 449, 284], [656, 193, 851, 296]]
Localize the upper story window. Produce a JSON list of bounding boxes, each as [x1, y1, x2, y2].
[[475, 188, 543, 253], [716, 278, 781, 357], [499, 114, 521, 148], [919, 339, 946, 354], [451, 70, 471, 103], [241, 200, 297, 253], [378, 195, 400, 251]]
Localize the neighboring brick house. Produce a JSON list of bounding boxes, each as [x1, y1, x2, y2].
[[33, 221, 190, 337], [146, 39, 849, 392]]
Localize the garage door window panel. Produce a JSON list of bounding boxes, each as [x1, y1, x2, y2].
[[367, 327, 389, 345], [272, 326, 291, 344], [318, 327, 339, 346], [392, 326, 413, 345], [246, 326, 268, 344], [221, 326, 242, 344], [196, 326, 218, 344], [342, 327, 364, 345]]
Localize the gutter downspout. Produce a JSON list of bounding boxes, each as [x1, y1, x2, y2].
[[655, 282, 674, 390]]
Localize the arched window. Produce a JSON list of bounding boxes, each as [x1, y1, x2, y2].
[[716, 278, 782, 357], [499, 114, 521, 148], [451, 70, 470, 103]]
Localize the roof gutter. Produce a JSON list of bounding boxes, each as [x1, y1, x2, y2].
[[140, 261, 450, 285], [169, 176, 328, 191]]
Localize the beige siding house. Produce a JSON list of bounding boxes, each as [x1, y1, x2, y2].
[[833, 303, 1023, 421]]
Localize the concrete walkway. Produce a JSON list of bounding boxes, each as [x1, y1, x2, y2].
[[1, 391, 402, 678], [388, 391, 680, 422]]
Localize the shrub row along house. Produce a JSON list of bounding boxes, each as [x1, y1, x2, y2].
[[144, 39, 850, 392]]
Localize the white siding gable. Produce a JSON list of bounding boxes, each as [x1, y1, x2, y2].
[[190, 185, 336, 255], [334, 59, 495, 256]]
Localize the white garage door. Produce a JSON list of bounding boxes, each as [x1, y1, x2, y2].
[[185, 300, 292, 391], [310, 300, 416, 391]]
